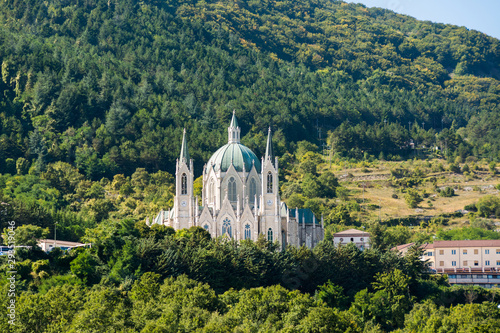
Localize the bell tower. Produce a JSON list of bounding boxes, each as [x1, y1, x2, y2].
[[174, 128, 194, 229], [261, 127, 281, 245]]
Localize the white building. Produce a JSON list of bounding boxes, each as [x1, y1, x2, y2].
[[151, 112, 324, 248], [37, 239, 90, 252], [333, 229, 371, 250]]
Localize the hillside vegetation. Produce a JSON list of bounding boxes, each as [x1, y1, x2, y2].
[[0, 0, 499, 180], [1, 1, 500, 332]]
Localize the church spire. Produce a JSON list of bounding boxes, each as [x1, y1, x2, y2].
[[265, 127, 273, 163], [228, 110, 241, 144], [230, 109, 239, 128], [180, 128, 190, 164]]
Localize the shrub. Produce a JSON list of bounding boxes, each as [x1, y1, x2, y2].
[[439, 187, 455, 197], [404, 189, 423, 208], [448, 163, 460, 173], [476, 195, 500, 217], [489, 161, 497, 174], [464, 203, 477, 212]]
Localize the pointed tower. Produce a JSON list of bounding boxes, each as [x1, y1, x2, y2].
[[174, 128, 195, 229], [261, 127, 281, 246], [228, 110, 241, 143], [265, 126, 274, 166], [180, 128, 190, 164]]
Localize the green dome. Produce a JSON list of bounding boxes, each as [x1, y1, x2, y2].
[[207, 143, 261, 173]]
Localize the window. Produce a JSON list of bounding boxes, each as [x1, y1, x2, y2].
[[249, 178, 257, 201], [267, 228, 273, 242], [485, 249, 490, 254], [452, 261, 457, 266], [244, 224, 251, 240], [203, 224, 209, 231], [463, 261, 468, 266], [474, 261, 479, 266], [474, 249, 478, 255], [440, 261, 444, 266], [449, 275, 456, 279], [485, 260, 490, 266], [426, 252, 433, 256], [228, 177, 237, 202], [463, 249, 467, 255], [496, 249, 500, 254], [350, 238, 354, 242], [339, 238, 343, 242], [209, 179, 214, 203], [451, 250, 457, 255], [497, 261, 500, 266], [439, 250, 444, 255], [360, 238, 364, 241], [222, 218, 232, 237], [267, 172, 273, 193], [181, 173, 187, 195]]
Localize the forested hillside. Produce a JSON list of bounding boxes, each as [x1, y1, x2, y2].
[[0, 0, 499, 180], [1, 1, 500, 332]]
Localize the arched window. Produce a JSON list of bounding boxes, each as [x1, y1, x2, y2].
[[203, 224, 209, 232], [209, 179, 214, 203], [181, 173, 187, 195], [244, 224, 251, 240], [249, 178, 257, 200], [228, 177, 237, 202], [222, 218, 232, 237], [267, 172, 273, 193], [267, 228, 273, 242]]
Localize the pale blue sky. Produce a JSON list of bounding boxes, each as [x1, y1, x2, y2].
[[344, 0, 500, 40]]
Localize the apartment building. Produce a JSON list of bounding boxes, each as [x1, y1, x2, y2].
[[395, 240, 500, 288]]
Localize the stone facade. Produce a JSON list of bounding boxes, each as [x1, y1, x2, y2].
[[151, 112, 324, 248]]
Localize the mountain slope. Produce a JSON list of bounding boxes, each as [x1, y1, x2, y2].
[[0, 0, 498, 178]]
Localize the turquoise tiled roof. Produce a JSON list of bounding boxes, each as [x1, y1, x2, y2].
[[207, 142, 261, 173], [288, 207, 320, 224]]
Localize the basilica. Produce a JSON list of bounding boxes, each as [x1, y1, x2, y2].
[[150, 112, 324, 248]]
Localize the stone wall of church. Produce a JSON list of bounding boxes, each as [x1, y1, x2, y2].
[[298, 225, 323, 248]]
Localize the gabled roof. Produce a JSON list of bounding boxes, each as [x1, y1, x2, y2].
[[333, 229, 370, 237], [38, 239, 88, 247]]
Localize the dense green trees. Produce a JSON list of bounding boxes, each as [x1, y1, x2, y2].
[[0, 0, 499, 331], [0, 0, 498, 179], [1, 231, 499, 332]]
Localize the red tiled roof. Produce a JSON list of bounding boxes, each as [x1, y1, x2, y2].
[[392, 242, 433, 251], [432, 240, 500, 248], [333, 229, 370, 237], [393, 240, 500, 252], [393, 243, 414, 251]]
